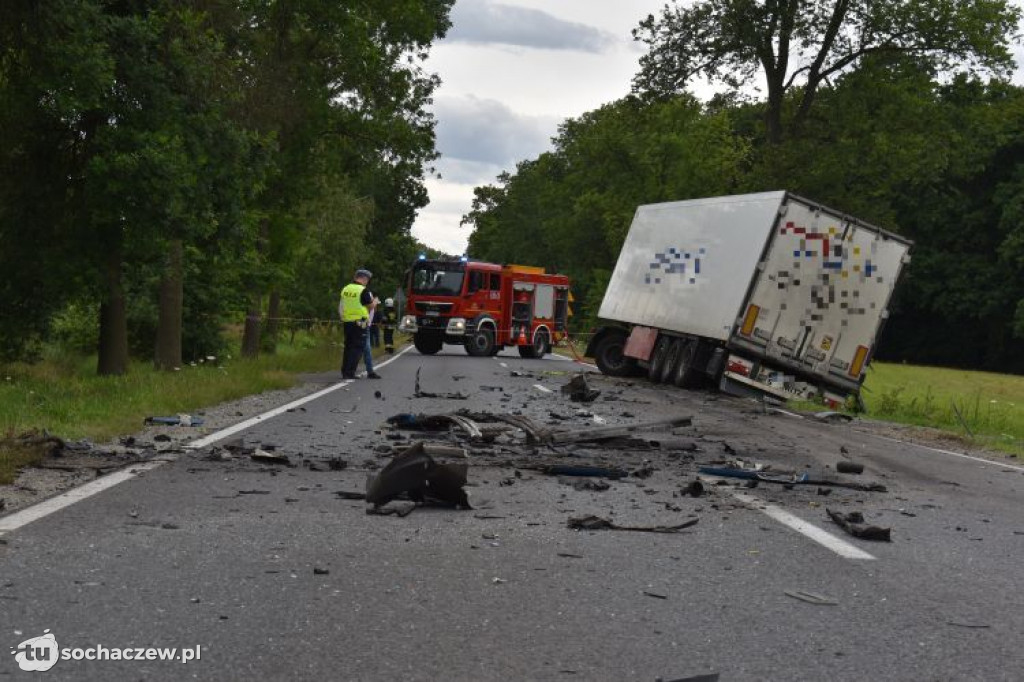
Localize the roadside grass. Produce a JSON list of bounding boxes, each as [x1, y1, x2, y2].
[[0, 329, 408, 484], [553, 342, 1023, 457], [858, 362, 1024, 457]]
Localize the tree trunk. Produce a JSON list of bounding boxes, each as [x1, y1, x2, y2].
[[241, 294, 262, 358], [154, 238, 184, 370], [97, 246, 128, 376], [263, 288, 280, 354], [241, 219, 270, 359]]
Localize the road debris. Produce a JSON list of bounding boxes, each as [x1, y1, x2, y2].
[[366, 501, 417, 517], [561, 373, 601, 402], [813, 411, 853, 423], [826, 508, 892, 541], [836, 461, 865, 474], [251, 449, 291, 466], [682, 480, 704, 497], [567, 515, 698, 533], [784, 589, 837, 605], [560, 477, 611, 492], [313, 567, 330, 575], [144, 414, 205, 427], [335, 491, 367, 500], [414, 368, 468, 400], [365, 442, 471, 509], [642, 590, 668, 600], [542, 464, 628, 479]]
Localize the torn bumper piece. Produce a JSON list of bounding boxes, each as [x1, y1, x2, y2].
[[366, 442, 471, 509]]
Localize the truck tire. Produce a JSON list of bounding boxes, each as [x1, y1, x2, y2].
[[519, 329, 549, 359], [660, 338, 684, 384], [593, 330, 636, 377], [414, 331, 443, 355], [465, 327, 496, 357], [647, 336, 671, 383], [672, 340, 699, 388]]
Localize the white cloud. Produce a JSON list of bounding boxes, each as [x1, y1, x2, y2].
[[434, 157, 507, 185], [413, 179, 478, 255], [433, 95, 558, 168], [446, 0, 616, 53]]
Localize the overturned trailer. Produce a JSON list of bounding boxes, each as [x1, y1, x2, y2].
[[587, 191, 913, 406]]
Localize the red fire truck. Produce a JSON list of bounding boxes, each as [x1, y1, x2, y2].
[[398, 257, 572, 358]]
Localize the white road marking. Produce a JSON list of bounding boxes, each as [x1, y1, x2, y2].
[[732, 492, 877, 561], [860, 431, 1024, 473], [0, 344, 416, 536], [533, 384, 552, 393], [0, 460, 170, 534], [188, 344, 413, 449]]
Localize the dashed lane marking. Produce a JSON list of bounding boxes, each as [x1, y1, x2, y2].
[[732, 491, 877, 561]]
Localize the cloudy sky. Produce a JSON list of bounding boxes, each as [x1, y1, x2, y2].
[[414, 0, 1024, 255]]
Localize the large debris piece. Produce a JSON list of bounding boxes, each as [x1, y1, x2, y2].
[[567, 515, 698, 533], [826, 508, 892, 541], [561, 373, 601, 403], [366, 442, 471, 509]]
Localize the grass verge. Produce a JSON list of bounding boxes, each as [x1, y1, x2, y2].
[[0, 330, 405, 484], [859, 361, 1024, 457]]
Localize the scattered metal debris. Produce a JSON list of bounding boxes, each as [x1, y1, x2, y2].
[[365, 442, 471, 509], [414, 368, 469, 400], [567, 515, 698, 533], [251, 449, 291, 466], [542, 464, 628, 479], [560, 477, 611, 492], [144, 414, 204, 427], [561, 373, 601, 402], [813, 411, 853, 423], [784, 589, 837, 605], [836, 461, 864, 475], [826, 508, 892, 541]]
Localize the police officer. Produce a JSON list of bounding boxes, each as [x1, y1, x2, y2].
[[339, 269, 374, 379]]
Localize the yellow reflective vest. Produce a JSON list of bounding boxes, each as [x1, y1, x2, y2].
[[340, 283, 369, 322]]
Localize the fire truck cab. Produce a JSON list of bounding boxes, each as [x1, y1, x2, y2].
[[399, 258, 571, 358]]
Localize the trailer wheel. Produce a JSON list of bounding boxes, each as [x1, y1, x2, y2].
[[593, 331, 634, 376], [647, 336, 671, 383], [414, 331, 443, 355], [464, 326, 496, 357], [660, 338, 684, 384], [672, 340, 699, 388], [519, 329, 549, 359]]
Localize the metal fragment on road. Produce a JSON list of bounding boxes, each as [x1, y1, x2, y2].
[[567, 515, 698, 533], [826, 508, 892, 542], [784, 589, 838, 605]]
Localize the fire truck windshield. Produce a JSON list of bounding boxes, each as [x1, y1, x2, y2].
[[411, 263, 465, 296]]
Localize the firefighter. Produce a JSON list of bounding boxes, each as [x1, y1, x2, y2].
[[339, 269, 374, 379], [381, 298, 397, 354]]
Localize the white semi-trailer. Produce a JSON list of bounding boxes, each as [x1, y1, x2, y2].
[[586, 191, 913, 406]]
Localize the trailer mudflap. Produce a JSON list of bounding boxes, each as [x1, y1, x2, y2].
[[624, 326, 658, 361]]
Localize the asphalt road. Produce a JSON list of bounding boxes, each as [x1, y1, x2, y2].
[[2, 344, 1023, 681]]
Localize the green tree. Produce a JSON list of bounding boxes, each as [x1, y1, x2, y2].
[[633, 0, 1021, 143]]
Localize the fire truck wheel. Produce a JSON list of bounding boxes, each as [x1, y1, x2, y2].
[[519, 329, 549, 359], [464, 327, 496, 357], [593, 331, 635, 377], [647, 336, 671, 383], [414, 332, 443, 355]]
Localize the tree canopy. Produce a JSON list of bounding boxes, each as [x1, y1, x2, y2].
[[633, 0, 1021, 142], [0, 0, 453, 370]]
